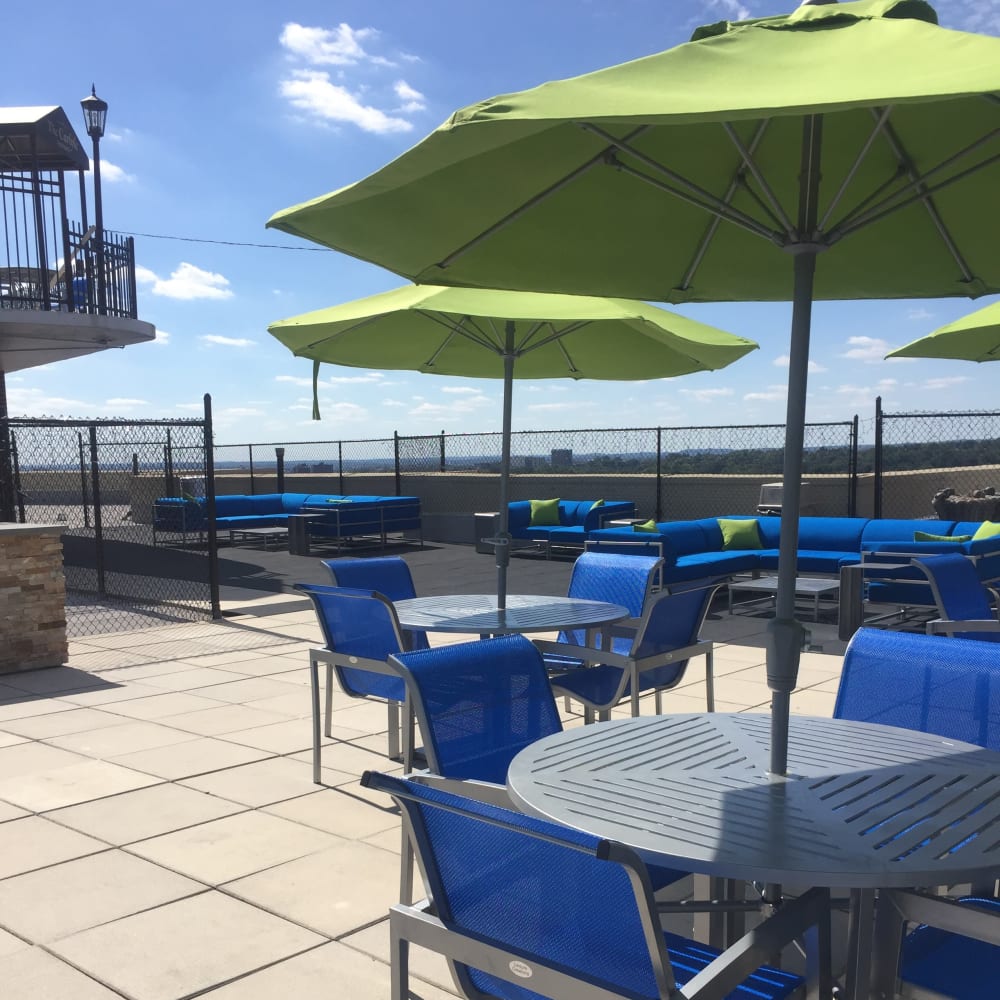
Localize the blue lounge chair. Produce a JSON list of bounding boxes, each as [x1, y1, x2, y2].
[[296, 583, 411, 783], [363, 770, 829, 1000], [911, 553, 1000, 641]]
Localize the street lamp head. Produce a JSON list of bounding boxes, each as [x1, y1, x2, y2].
[[80, 84, 108, 140]]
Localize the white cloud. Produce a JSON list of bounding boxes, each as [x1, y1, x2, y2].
[[105, 397, 147, 407], [440, 386, 482, 395], [175, 403, 203, 411], [91, 158, 134, 183], [280, 22, 383, 66], [923, 376, 971, 390], [137, 262, 233, 300], [907, 307, 934, 321], [280, 70, 413, 134], [410, 393, 491, 418], [313, 400, 369, 422], [153, 329, 170, 346], [326, 373, 386, 385], [525, 401, 590, 412], [201, 334, 253, 348], [773, 355, 826, 373], [680, 386, 734, 403], [744, 385, 787, 402], [276, 374, 313, 387], [218, 407, 266, 419], [841, 335, 894, 363], [939, 1, 1000, 36], [708, 0, 751, 21], [5, 387, 89, 416], [394, 80, 425, 112]]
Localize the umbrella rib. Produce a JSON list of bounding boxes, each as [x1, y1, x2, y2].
[[435, 125, 651, 270], [721, 122, 795, 237], [583, 124, 784, 244], [678, 120, 769, 292], [817, 105, 894, 232]]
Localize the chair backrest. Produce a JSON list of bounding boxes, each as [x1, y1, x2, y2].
[[633, 581, 720, 659], [913, 553, 1000, 641], [835, 628, 1000, 751], [562, 551, 662, 648], [362, 770, 676, 1000], [296, 583, 406, 702], [389, 634, 562, 784], [322, 556, 417, 601]]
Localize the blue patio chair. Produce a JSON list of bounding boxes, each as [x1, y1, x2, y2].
[[296, 583, 411, 783], [911, 553, 1000, 641], [322, 555, 429, 650], [836, 627, 1000, 752], [390, 633, 688, 903], [873, 891, 1000, 1000], [362, 770, 830, 1000], [536, 578, 724, 721]]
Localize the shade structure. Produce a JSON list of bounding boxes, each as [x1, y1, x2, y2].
[[269, 284, 757, 608], [269, 0, 1000, 775], [888, 299, 1000, 362]]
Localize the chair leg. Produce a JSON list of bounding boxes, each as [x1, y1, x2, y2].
[[324, 665, 334, 738], [705, 648, 716, 713], [310, 658, 323, 784], [655, 689, 663, 714], [387, 700, 401, 761], [399, 813, 415, 905], [389, 911, 410, 1000], [400, 698, 415, 773], [630, 668, 641, 718]]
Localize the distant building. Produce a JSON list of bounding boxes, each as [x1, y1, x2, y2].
[[551, 448, 573, 467]]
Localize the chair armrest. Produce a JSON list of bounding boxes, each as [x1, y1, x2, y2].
[[406, 774, 512, 808], [926, 618, 1000, 634], [530, 638, 630, 669]]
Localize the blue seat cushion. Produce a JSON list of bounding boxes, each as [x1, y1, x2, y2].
[[757, 549, 858, 574], [665, 552, 759, 583]]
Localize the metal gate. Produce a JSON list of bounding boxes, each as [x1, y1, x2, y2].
[[1, 401, 219, 636]]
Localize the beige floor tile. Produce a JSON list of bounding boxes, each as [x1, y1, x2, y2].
[[345, 919, 460, 997], [63, 649, 160, 671], [100, 690, 226, 720], [0, 850, 204, 942], [158, 702, 295, 736], [362, 826, 401, 854], [138, 666, 252, 691], [219, 717, 319, 754], [88, 660, 200, 682], [0, 741, 88, 779], [0, 927, 29, 956], [790, 688, 838, 716], [180, 757, 351, 808], [264, 786, 400, 840], [0, 800, 29, 823], [201, 940, 457, 1000], [4, 946, 124, 999], [46, 720, 199, 758], [128, 810, 339, 883], [225, 838, 399, 937], [49, 891, 324, 1000], [0, 698, 75, 723], [1, 667, 107, 696], [194, 676, 310, 704], [193, 651, 302, 672], [108, 736, 271, 780], [59, 681, 168, 706], [47, 782, 246, 845], [2, 707, 134, 740], [0, 757, 163, 812], [0, 816, 105, 878], [241, 689, 314, 717], [0, 731, 28, 747]]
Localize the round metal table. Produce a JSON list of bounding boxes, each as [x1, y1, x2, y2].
[[507, 712, 1000, 889], [394, 593, 629, 636]]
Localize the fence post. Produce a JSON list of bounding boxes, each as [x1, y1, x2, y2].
[[203, 394, 221, 619], [275, 447, 285, 493], [0, 375, 14, 522], [132, 452, 139, 476], [248, 444, 255, 495], [338, 441, 344, 494], [655, 427, 663, 521], [394, 431, 401, 496], [89, 425, 105, 595], [439, 429, 446, 472], [78, 432, 91, 528], [10, 433, 24, 524], [848, 415, 859, 517], [873, 396, 884, 519]]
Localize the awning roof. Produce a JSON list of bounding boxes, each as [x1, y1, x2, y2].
[[0, 106, 89, 172]]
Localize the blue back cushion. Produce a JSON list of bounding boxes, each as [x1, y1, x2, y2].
[[279, 493, 313, 513], [214, 494, 254, 517], [797, 516, 867, 551], [249, 493, 285, 515], [661, 521, 713, 556], [861, 518, 954, 546]]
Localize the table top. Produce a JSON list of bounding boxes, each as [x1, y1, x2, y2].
[[394, 594, 629, 635], [729, 576, 839, 596], [507, 713, 1000, 888]]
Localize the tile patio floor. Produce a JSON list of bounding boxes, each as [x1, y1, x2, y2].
[[0, 579, 848, 999]]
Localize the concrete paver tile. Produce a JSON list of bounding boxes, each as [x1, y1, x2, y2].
[[219, 717, 320, 754], [0, 731, 28, 747], [49, 891, 324, 1000], [108, 736, 271, 780], [0, 800, 29, 823], [194, 676, 311, 704], [99, 690, 227, 720], [0, 849, 203, 942], [4, 946, 123, 999], [127, 809, 339, 883], [263, 786, 399, 840], [0, 667, 108, 695], [46, 720, 199, 758], [225, 839, 399, 937], [1, 707, 136, 740], [0, 698, 74, 723], [0, 741, 88, 778], [345, 919, 460, 997], [138, 667, 252, 691], [180, 757, 351, 808], [0, 926, 29, 956], [0, 758, 162, 811], [158, 703, 295, 736], [47, 782, 246, 845], [58, 681, 169, 706], [0, 816, 105, 879], [232, 689, 312, 718]]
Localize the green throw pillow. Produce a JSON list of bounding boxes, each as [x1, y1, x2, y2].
[[529, 498, 561, 526], [973, 520, 1000, 541], [914, 530, 972, 543], [632, 519, 658, 533], [718, 517, 762, 550], [590, 499, 605, 511]]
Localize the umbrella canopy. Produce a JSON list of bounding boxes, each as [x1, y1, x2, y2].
[[888, 299, 1000, 361], [269, 284, 757, 607], [267, 0, 1000, 775]]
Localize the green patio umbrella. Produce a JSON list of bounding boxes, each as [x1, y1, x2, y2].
[[269, 0, 1000, 775], [888, 299, 1000, 361], [269, 283, 757, 608]]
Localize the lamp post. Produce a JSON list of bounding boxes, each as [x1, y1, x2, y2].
[[80, 85, 108, 315]]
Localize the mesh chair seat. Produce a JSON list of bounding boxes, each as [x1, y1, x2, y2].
[[913, 553, 1000, 642]]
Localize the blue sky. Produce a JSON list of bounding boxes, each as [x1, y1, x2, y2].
[[3, 0, 1000, 444]]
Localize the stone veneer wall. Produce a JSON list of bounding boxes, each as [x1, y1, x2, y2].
[[0, 524, 67, 673]]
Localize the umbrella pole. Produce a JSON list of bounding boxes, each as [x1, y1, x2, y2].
[[767, 248, 815, 777], [495, 321, 516, 611]]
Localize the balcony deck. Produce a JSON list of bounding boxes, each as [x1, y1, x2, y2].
[[0, 542, 846, 999]]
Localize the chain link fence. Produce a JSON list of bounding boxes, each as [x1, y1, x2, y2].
[[2, 411, 218, 636]]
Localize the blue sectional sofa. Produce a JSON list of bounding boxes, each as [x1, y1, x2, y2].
[[154, 493, 421, 550], [588, 514, 1000, 595], [507, 499, 636, 556]]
